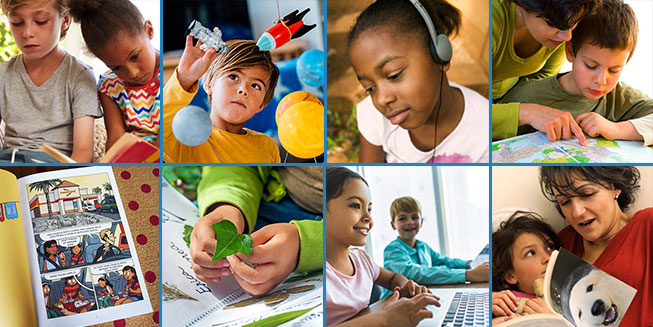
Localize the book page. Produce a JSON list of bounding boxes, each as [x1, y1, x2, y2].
[[17, 167, 152, 327], [161, 180, 323, 327], [545, 249, 636, 327], [496, 313, 573, 327], [0, 169, 36, 326]]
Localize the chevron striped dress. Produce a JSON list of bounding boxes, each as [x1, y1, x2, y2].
[[98, 69, 161, 143]]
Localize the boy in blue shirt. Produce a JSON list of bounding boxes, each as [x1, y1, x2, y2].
[[383, 196, 488, 295]]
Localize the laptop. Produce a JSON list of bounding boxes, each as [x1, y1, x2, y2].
[[418, 288, 489, 327], [469, 244, 489, 269]]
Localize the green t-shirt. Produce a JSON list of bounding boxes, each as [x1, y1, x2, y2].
[[500, 72, 653, 145], [491, 0, 567, 139]]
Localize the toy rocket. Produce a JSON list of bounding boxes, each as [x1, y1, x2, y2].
[[253, 8, 316, 52]]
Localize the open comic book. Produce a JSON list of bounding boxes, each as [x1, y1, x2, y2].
[[492, 132, 653, 163], [0, 167, 152, 326], [162, 180, 323, 327], [498, 249, 636, 327]]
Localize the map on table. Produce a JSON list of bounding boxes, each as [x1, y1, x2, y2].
[[492, 132, 653, 163]]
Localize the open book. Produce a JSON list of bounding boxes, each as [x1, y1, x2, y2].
[[499, 249, 636, 327], [41, 133, 160, 163], [0, 167, 152, 326], [492, 131, 653, 163], [161, 180, 323, 327]]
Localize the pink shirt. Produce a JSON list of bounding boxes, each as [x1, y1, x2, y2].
[[326, 248, 380, 325]]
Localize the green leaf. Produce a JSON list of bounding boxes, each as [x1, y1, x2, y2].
[[182, 225, 193, 248], [242, 306, 317, 327], [212, 220, 253, 261]]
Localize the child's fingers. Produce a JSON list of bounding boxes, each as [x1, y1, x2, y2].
[[505, 290, 519, 306], [492, 304, 509, 316], [413, 308, 434, 323], [250, 226, 277, 248], [569, 119, 588, 146], [230, 271, 277, 298], [227, 254, 277, 284], [495, 300, 514, 315], [185, 35, 194, 49], [411, 293, 441, 308]]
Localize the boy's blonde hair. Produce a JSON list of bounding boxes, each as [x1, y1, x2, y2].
[[1, 0, 70, 39], [390, 196, 422, 221], [202, 39, 279, 108]]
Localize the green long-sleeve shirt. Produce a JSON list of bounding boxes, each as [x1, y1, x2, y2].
[[492, 0, 566, 140], [500, 73, 653, 146], [197, 166, 323, 272]]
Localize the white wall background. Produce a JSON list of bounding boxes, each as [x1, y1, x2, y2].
[[492, 166, 653, 233], [348, 166, 489, 267], [560, 0, 653, 97]]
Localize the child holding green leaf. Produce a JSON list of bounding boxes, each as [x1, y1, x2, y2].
[[189, 166, 322, 297]]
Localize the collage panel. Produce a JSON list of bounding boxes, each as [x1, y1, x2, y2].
[[0, 166, 158, 326], [161, 0, 325, 163], [0, 0, 161, 163], [325, 166, 490, 326], [491, 0, 653, 163], [326, 0, 490, 163], [492, 166, 652, 325], [161, 166, 323, 326]]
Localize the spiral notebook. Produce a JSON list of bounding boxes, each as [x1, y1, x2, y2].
[[161, 180, 323, 327]]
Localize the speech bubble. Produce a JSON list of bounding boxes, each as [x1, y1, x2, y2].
[[58, 236, 82, 248], [40, 223, 112, 241], [44, 268, 80, 281], [90, 259, 133, 275]]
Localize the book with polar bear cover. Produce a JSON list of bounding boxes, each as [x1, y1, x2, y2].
[[497, 249, 636, 327], [0, 167, 152, 327]]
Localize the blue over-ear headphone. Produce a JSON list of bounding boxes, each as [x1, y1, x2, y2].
[[410, 0, 452, 65]]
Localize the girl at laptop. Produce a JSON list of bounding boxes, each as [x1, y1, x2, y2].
[[492, 211, 558, 319], [383, 196, 488, 296], [326, 167, 440, 326]]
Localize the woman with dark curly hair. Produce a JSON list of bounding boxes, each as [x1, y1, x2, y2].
[[539, 166, 652, 326]]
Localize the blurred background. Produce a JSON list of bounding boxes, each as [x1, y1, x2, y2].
[[326, 0, 489, 163], [342, 166, 489, 266]]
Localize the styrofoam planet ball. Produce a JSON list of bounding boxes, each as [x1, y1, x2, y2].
[[296, 49, 325, 87], [172, 105, 212, 146], [276, 91, 322, 125], [278, 101, 324, 159]]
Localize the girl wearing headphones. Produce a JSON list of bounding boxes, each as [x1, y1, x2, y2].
[[349, 0, 489, 163]]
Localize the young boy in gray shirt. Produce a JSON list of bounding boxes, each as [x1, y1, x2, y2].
[[0, 0, 101, 162]]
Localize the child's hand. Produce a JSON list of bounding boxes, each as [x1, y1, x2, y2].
[[394, 280, 430, 298], [492, 290, 519, 316], [226, 223, 300, 297], [190, 204, 245, 284], [522, 298, 553, 314], [465, 262, 489, 282], [519, 103, 588, 146], [492, 313, 522, 325], [177, 35, 220, 91], [380, 291, 440, 327], [576, 112, 632, 140]]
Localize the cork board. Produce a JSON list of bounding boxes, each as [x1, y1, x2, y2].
[[1, 166, 160, 326]]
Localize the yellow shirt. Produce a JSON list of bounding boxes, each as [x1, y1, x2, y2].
[[162, 70, 281, 163]]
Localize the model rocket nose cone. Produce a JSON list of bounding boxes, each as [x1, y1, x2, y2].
[[251, 46, 260, 52], [254, 33, 274, 51]]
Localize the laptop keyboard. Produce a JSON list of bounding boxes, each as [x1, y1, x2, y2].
[[440, 291, 489, 327]]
